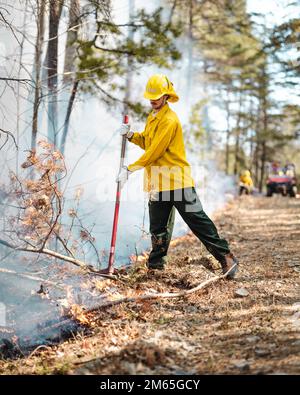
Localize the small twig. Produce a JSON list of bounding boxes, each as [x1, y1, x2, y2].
[[51, 229, 76, 259], [0, 133, 8, 150], [0, 127, 18, 149]]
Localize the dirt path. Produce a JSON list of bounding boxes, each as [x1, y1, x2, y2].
[[1, 196, 300, 375]]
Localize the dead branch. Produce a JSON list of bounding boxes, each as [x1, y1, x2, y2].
[[0, 77, 31, 83], [0, 133, 8, 151], [88, 266, 237, 313], [0, 238, 116, 279], [60, 80, 79, 155], [53, 231, 76, 259], [0, 127, 18, 149]]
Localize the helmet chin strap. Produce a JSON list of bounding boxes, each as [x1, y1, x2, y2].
[[161, 95, 169, 106], [161, 95, 168, 106]]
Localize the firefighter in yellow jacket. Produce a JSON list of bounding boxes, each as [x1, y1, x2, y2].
[[239, 170, 253, 195], [117, 74, 238, 278]]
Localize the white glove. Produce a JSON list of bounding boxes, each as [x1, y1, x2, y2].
[[116, 166, 132, 189], [118, 124, 133, 139]]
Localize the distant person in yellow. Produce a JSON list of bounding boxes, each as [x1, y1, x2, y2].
[[239, 170, 253, 196], [116, 74, 238, 279]]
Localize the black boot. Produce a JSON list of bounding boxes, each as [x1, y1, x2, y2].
[[221, 253, 239, 279]]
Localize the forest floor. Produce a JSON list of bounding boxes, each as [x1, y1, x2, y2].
[[1, 195, 300, 375]]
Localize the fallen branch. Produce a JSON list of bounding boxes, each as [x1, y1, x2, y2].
[[73, 356, 100, 366], [88, 266, 237, 313], [37, 318, 77, 335], [0, 238, 116, 279]]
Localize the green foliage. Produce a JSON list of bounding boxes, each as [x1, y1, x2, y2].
[[270, 18, 300, 76], [74, 3, 182, 117]]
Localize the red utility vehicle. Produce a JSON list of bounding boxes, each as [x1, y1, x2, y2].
[[266, 162, 297, 197]]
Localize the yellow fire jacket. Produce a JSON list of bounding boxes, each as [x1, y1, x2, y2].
[[127, 103, 195, 192], [240, 174, 253, 187]]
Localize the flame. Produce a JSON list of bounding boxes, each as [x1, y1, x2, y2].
[[129, 251, 148, 264], [69, 304, 91, 325], [58, 286, 94, 326]]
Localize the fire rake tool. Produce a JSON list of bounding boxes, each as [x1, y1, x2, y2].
[[106, 114, 129, 275]]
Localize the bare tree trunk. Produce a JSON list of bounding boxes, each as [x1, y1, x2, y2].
[[63, 0, 80, 85], [225, 89, 231, 174], [233, 132, 240, 175], [58, 0, 81, 154], [253, 108, 261, 186], [233, 91, 242, 175], [42, 1, 64, 83], [258, 66, 269, 193], [254, 143, 259, 185], [259, 100, 268, 192], [32, 0, 46, 150], [48, 0, 63, 146], [185, 0, 193, 107], [249, 131, 254, 173], [248, 98, 255, 172], [259, 140, 266, 192], [60, 79, 79, 155], [16, 0, 29, 175], [202, 61, 212, 151]]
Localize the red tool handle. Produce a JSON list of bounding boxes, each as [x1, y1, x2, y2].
[[107, 115, 129, 274]]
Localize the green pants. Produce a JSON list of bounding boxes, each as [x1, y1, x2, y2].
[[148, 187, 230, 269]]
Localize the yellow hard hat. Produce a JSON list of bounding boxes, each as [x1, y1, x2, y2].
[[244, 170, 251, 177], [144, 74, 179, 103]]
